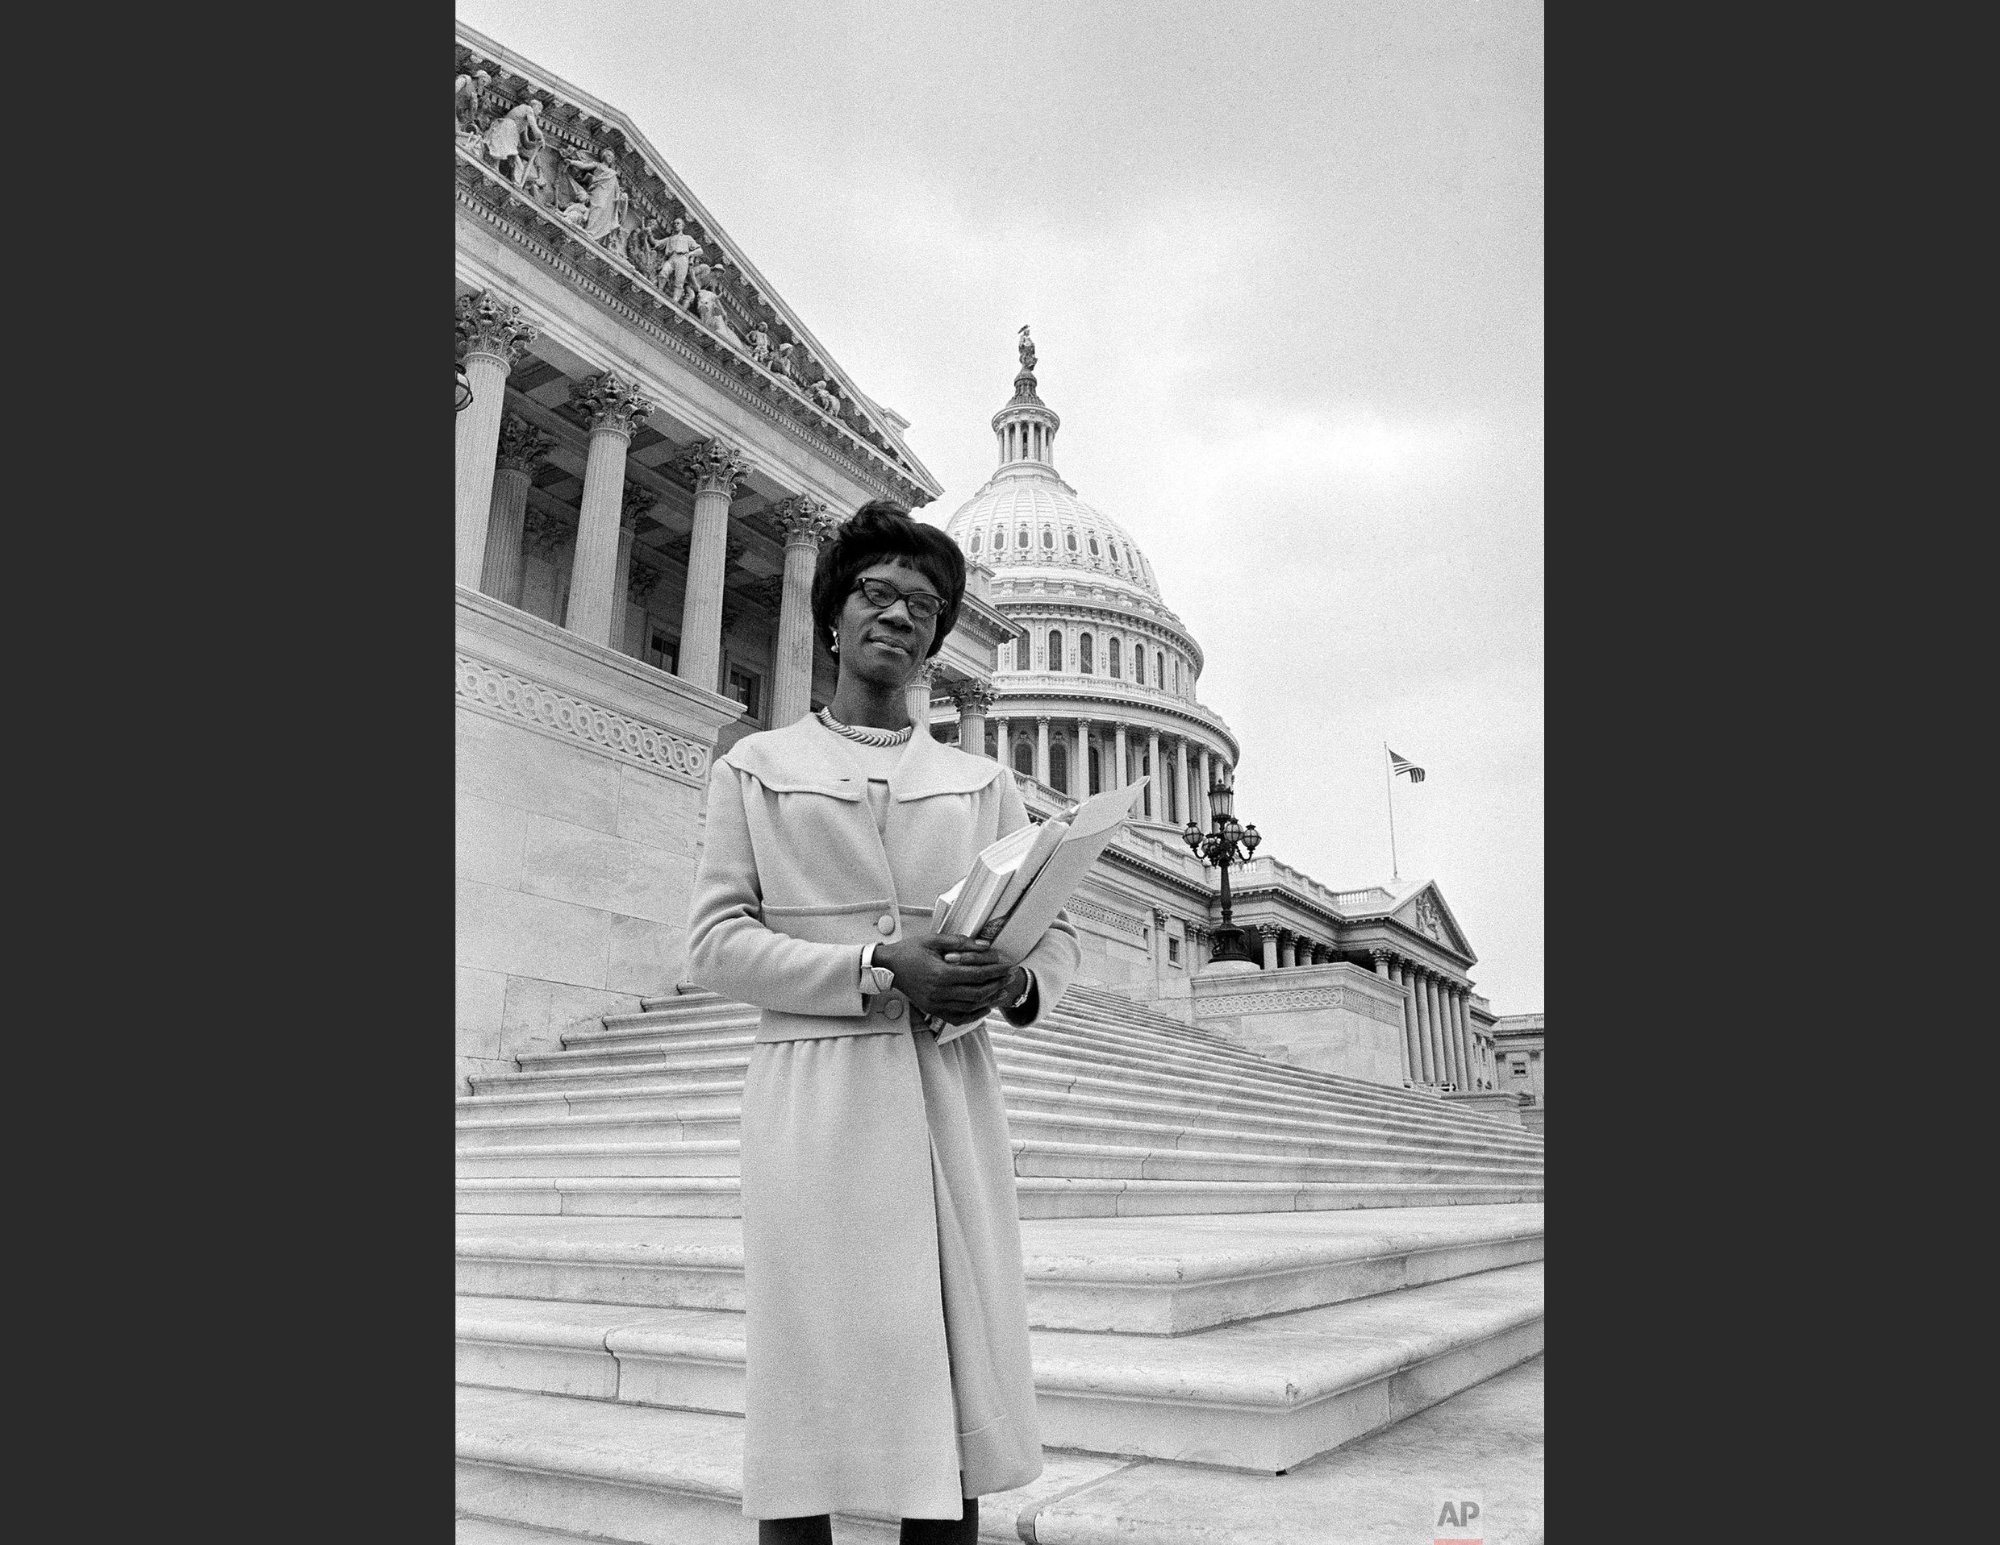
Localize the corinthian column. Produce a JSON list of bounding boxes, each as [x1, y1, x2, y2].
[[561, 373, 654, 648], [1175, 739, 1190, 827], [614, 483, 656, 656], [481, 413, 555, 605], [996, 717, 1012, 770], [769, 495, 835, 728], [1197, 748, 1211, 830], [1425, 974, 1450, 1089], [1113, 723, 1128, 791], [950, 680, 996, 756], [1147, 730, 1162, 820], [1452, 986, 1473, 1093], [673, 439, 750, 694], [1376, 952, 1414, 1083], [1258, 922, 1281, 971], [455, 292, 539, 588], [1036, 717, 1050, 786]]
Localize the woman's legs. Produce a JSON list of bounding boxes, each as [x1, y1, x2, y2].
[[899, 1495, 977, 1544], [759, 1517, 831, 1545]]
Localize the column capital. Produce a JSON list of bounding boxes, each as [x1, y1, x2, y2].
[[1371, 947, 1395, 964], [570, 371, 654, 437], [495, 412, 557, 473], [1257, 922, 1281, 940], [771, 495, 837, 546], [628, 561, 662, 602], [621, 481, 658, 529], [946, 679, 997, 715], [523, 505, 569, 559], [675, 438, 749, 496], [455, 290, 539, 365], [1036, 714, 1050, 727]]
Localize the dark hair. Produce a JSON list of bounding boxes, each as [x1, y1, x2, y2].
[[811, 501, 966, 659]]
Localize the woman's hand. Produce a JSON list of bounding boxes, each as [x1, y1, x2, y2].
[[879, 920, 1020, 1023]]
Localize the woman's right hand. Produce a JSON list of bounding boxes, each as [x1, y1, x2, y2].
[[878, 929, 1014, 1023]]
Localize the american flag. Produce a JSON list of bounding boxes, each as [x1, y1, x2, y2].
[[1389, 749, 1426, 783]]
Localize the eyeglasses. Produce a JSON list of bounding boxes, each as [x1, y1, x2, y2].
[[851, 576, 945, 623]]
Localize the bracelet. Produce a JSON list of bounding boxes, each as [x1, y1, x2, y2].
[[1006, 970, 1033, 1010]]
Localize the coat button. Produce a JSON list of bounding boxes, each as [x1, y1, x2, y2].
[[877, 913, 896, 934], [884, 999, 904, 1020]]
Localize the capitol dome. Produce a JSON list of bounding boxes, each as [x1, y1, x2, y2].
[[935, 331, 1238, 828]]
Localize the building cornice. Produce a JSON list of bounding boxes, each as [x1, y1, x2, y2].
[[456, 171, 933, 509]]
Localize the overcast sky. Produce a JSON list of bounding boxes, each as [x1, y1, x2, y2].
[[459, 0, 1544, 1013]]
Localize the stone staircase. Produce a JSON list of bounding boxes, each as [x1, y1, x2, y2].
[[457, 982, 1545, 1543]]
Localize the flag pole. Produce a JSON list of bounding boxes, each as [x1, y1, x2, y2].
[[1385, 741, 1400, 882]]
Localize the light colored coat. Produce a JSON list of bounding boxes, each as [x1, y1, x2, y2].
[[686, 715, 1081, 1521]]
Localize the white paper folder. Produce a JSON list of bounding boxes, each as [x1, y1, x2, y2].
[[933, 778, 1147, 1045]]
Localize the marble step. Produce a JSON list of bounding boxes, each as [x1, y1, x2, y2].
[[459, 1079, 1542, 1175], [458, 1173, 1540, 1219], [454, 1102, 1541, 1173], [457, 1262, 1540, 1473], [478, 1043, 1539, 1158], [457, 1385, 1127, 1544], [458, 1355, 1542, 1545], [454, 1207, 1544, 1335], [456, 1134, 1536, 1190]]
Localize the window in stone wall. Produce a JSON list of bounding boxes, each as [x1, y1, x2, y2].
[[1134, 648, 1145, 685], [1066, 531, 1078, 552], [1047, 629, 1063, 670], [1013, 740, 1033, 778], [1080, 633, 1094, 673], [1108, 637, 1121, 677], [1168, 937, 1181, 965], [1088, 746, 1101, 794], [647, 628, 680, 675], [1173, 658, 1181, 694], [727, 667, 762, 720], [1019, 526, 1029, 549], [1050, 741, 1069, 794], [1088, 536, 1100, 557], [969, 531, 980, 554], [1156, 649, 1166, 687], [1042, 528, 1054, 549]]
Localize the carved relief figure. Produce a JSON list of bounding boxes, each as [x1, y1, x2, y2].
[[482, 98, 545, 188], [454, 71, 491, 138], [644, 216, 701, 305], [809, 377, 841, 415], [694, 282, 742, 346], [743, 321, 774, 369], [770, 341, 797, 382], [560, 148, 629, 249]]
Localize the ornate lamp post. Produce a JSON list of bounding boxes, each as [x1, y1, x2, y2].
[[1182, 769, 1262, 965]]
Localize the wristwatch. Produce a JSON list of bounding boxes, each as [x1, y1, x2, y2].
[[1005, 968, 1034, 1011], [859, 942, 896, 998]]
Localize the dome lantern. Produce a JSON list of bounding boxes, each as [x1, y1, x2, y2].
[[991, 325, 1061, 473]]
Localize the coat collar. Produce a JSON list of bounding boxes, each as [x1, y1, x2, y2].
[[723, 713, 1005, 802]]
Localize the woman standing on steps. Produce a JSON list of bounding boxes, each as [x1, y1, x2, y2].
[[686, 503, 1081, 1544]]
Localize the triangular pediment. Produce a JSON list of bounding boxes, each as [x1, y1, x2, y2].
[[1391, 881, 1476, 962], [455, 24, 939, 504]]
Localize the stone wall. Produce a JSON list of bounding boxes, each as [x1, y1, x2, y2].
[[1190, 962, 1410, 1088], [455, 589, 737, 1091]]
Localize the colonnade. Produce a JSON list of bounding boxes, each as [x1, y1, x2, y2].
[[986, 713, 1222, 826], [1364, 949, 1483, 1092], [455, 290, 838, 712]]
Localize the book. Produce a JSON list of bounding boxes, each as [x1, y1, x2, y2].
[[932, 779, 1147, 1045], [932, 815, 1069, 937]]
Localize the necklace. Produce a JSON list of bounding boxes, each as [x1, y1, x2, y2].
[[817, 708, 913, 747]]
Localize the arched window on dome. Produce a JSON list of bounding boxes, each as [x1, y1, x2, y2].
[[1108, 540, 1120, 566], [1080, 633, 1094, 673], [993, 526, 1005, 550], [969, 531, 980, 555], [1088, 745, 1101, 794], [1066, 531, 1078, 552], [1134, 647, 1145, 685], [1041, 528, 1054, 550], [1108, 637, 1121, 677], [1049, 740, 1068, 794], [1018, 525, 1029, 549], [1173, 658, 1182, 694], [1013, 739, 1033, 778], [1088, 536, 1100, 558], [1048, 629, 1063, 671], [1156, 649, 1166, 688]]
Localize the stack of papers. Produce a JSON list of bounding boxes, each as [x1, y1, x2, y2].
[[928, 779, 1147, 1044]]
